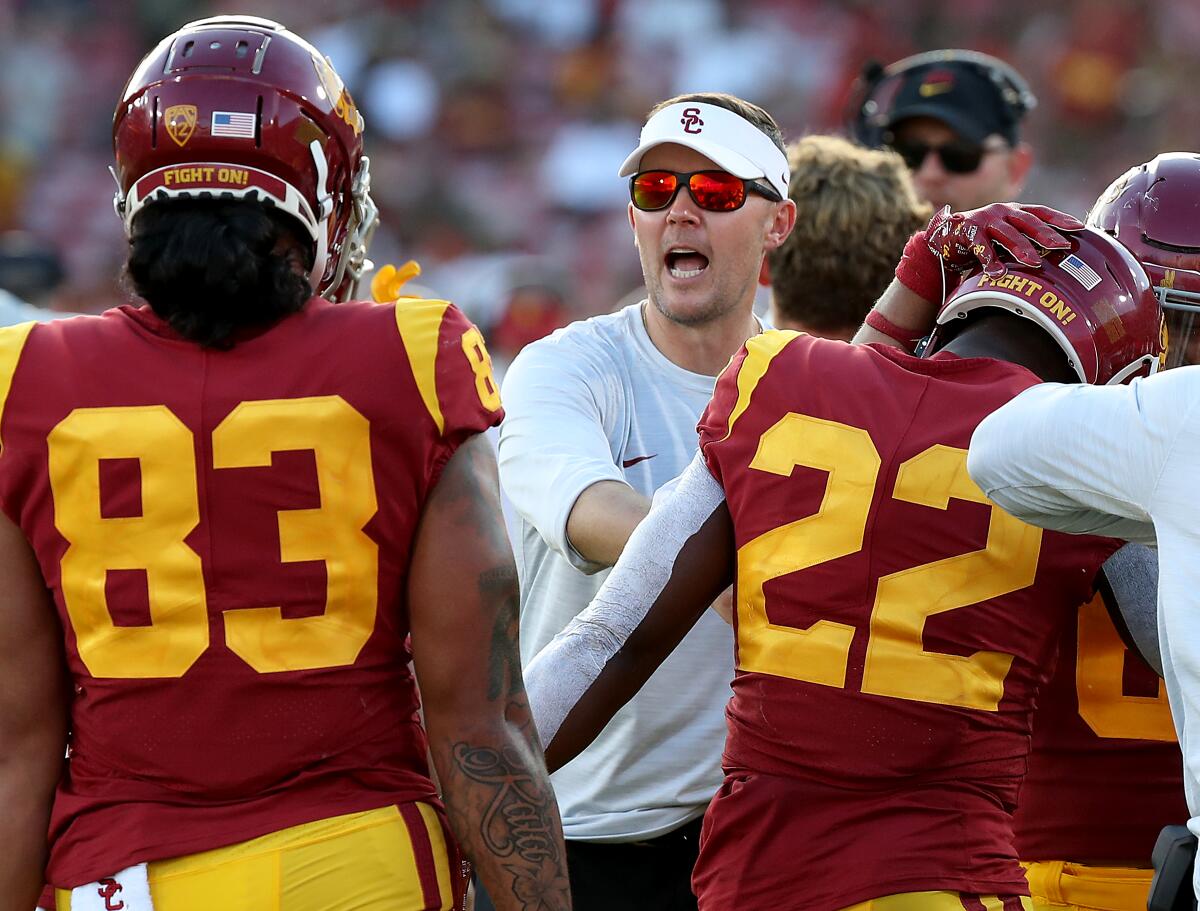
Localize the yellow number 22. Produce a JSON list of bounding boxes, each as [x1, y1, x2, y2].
[[737, 414, 1043, 711]]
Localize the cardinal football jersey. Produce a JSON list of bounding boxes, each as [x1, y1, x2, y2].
[[1014, 592, 1185, 864], [0, 297, 502, 887], [693, 331, 1120, 911]]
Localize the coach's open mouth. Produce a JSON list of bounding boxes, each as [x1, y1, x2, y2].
[[665, 247, 710, 279]]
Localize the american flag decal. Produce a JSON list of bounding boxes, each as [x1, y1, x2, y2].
[[211, 111, 256, 139], [1060, 253, 1102, 290]]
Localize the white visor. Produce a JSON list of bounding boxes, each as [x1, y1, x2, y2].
[[618, 102, 790, 200]]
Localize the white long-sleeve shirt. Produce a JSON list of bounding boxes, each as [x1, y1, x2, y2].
[[497, 301, 735, 841], [967, 367, 1200, 894]]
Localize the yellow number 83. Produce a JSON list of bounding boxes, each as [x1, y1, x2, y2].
[[48, 396, 378, 678]]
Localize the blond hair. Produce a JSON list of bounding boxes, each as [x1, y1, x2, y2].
[[768, 135, 931, 333]]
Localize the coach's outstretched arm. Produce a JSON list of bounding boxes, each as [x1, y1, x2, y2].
[[0, 511, 67, 909], [409, 434, 571, 911], [524, 453, 734, 771]]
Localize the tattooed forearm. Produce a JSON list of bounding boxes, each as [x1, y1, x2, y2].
[[454, 742, 558, 861], [445, 740, 571, 911], [480, 565, 524, 702]]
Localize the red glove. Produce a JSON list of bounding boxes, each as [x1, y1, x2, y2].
[[926, 203, 1085, 278]]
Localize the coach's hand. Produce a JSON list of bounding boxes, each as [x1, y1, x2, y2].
[[926, 203, 1085, 278]]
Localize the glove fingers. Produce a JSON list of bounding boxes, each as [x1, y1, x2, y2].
[[1017, 204, 1087, 233], [973, 241, 1004, 278], [1008, 210, 1074, 250], [985, 222, 1042, 269]]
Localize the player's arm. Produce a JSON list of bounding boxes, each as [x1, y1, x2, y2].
[[523, 453, 734, 771], [498, 340, 646, 572], [0, 510, 67, 909], [408, 433, 570, 911], [855, 203, 1084, 350], [968, 370, 1199, 543]]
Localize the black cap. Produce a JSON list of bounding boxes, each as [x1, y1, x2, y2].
[[883, 60, 1023, 145]]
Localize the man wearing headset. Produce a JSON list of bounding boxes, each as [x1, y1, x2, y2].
[[853, 50, 1035, 213]]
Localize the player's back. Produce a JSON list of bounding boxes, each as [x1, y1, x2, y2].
[[0, 298, 501, 887], [694, 331, 1120, 911], [1015, 593, 1185, 865]]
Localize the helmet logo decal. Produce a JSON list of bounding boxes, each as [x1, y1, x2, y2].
[[313, 56, 363, 136], [680, 107, 704, 134], [164, 105, 198, 147], [1162, 268, 1177, 289]]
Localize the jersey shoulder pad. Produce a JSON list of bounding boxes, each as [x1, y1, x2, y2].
[[392, 298, 502, 437]]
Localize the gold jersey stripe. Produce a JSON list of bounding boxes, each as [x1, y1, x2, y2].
[[394, 300, 452, 435], [0, 321, 36, 455], [721, 329, 799, 442], [417, 801, 455, 909]]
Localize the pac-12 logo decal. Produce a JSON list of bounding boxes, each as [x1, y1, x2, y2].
[[164, 105, 198, 147], [97, 878, 126, 911], [680, 107, 704, 134]]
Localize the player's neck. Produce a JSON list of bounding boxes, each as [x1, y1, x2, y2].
[[641, 299, 761, 376]]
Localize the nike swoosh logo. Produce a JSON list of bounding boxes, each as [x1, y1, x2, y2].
[[622, 454, 657, 468]]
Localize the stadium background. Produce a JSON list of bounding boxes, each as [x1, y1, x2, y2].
[[2, 0, 1198, 362]]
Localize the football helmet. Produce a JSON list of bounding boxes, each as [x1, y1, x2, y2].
[[1088, 152, 1200, 368], [111, 16, 378, 301], [926, 226, 1165, 385]]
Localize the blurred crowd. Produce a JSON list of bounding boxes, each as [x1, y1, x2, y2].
[[2, 0, 1199, 363]]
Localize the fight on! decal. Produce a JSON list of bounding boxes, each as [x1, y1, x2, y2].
[[164, 104, 197, 147], [134, 164, 288, 200]]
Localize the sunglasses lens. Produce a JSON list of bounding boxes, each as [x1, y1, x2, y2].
[[631, 171, 678, 210], [890, 140, 986, 174], [689, 172, 746, 211], [890, 140, 930, 171], [938, 143, 986, 174]]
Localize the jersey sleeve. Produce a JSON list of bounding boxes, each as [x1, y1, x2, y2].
[[697, 329, 801, 487], [392, 298, 503, 455]]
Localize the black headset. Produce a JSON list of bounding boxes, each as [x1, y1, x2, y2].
[[848, 49, 1037, 148]]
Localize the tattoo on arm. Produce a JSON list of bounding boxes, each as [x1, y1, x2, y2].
[[481, 565, 524, 702], [436, 562, 570, 909], [452, 742, 569, 910]]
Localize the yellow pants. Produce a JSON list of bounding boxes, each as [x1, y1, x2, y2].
[[1023, 860, 1153, 911], [841, 893, 1034, 910], [57, 804, 459, 911]]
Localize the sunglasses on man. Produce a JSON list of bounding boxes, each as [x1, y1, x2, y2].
[[885, 136, 1008, 174], [630, 170, 783, 213]]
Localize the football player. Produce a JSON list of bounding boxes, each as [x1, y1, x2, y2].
[[0, 17, 568, 911], [984, 153, 1200, 911], [521, 206, 1165, 910]]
